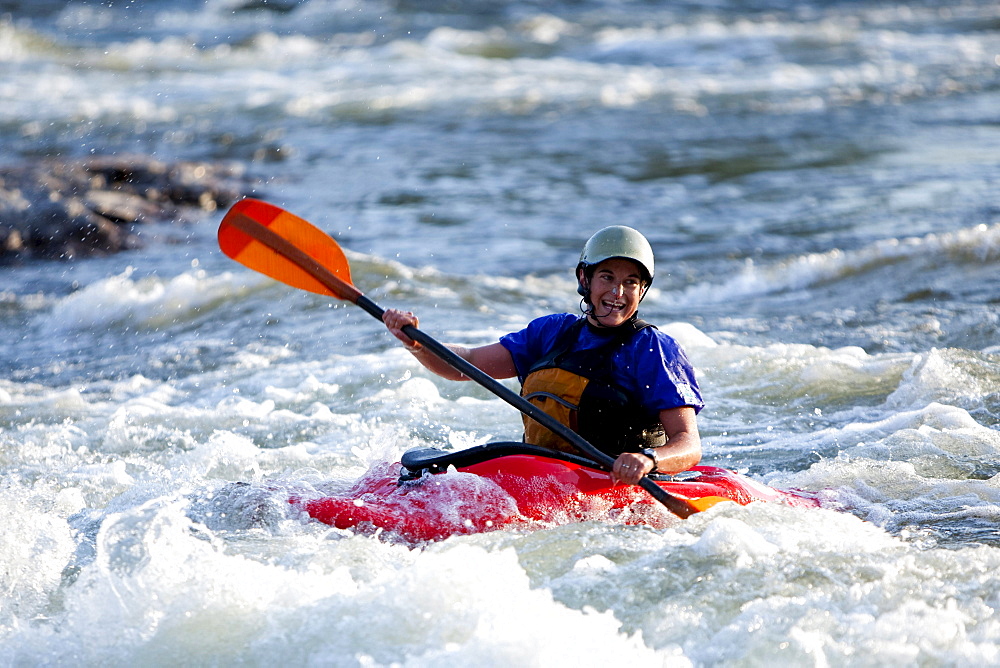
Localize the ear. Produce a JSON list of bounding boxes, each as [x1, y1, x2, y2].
[[576, 266, 590, 299]]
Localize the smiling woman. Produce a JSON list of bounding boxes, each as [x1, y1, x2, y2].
[[385, 224, 704, 484]]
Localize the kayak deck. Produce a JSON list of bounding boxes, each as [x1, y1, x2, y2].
[[294, 444, 819, 543]]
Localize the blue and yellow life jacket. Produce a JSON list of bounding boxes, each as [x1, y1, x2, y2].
[[520, 318, 666, 457]]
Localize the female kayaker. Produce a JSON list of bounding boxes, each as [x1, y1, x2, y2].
[[382, 226, 703, 485]]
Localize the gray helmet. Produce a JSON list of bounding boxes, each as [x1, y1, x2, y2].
[[577, 225, 654, 284]]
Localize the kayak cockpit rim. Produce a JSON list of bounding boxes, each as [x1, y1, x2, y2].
[[398, 441, 678, 484]]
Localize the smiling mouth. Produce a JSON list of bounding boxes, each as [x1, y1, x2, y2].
[[602, 300, 626, 312]]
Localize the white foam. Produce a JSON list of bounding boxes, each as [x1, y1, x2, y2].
[[4, 501, 663, 664], [44, 267, 265, 332], [247, 543, 663, 665], [887, 348, 1000, 411], [660, 321, 719, 349], [670, 224, 1000, 305], [553, 502, 1000, 665], [0, 486, 77, 627]]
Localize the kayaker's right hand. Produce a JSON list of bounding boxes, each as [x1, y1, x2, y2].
[[611, 451, 655, 485], [383, 308, 422, 352]]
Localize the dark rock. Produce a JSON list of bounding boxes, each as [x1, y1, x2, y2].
[[0, 155, 255, 261]]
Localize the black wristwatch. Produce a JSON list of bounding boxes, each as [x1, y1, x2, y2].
[[641, 447, 659, 471]]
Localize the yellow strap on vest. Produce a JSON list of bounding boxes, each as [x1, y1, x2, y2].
[[521, 367, 590, 453]]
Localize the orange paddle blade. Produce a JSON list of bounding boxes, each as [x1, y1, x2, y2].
[[218, 198, 352, 298]]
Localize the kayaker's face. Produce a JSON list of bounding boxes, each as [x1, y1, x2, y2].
[[582, 258, 646, 328]]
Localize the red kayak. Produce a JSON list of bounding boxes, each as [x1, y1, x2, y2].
[[293, 443, 819, 543]]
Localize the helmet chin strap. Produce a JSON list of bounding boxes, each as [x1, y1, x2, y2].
[[578, 275, 598, 318]]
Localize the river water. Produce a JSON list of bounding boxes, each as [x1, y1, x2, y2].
[[2, 0, 999, 664]]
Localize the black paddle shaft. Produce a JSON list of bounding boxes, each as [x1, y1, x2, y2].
[[357, 295, 697, 518]]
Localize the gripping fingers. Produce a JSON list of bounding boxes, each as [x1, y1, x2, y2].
[[612, 452, 654, 485], [383, 308, 420, 349]]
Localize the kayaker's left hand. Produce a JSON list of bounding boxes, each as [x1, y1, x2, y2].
[[611, 451, 654, 485]]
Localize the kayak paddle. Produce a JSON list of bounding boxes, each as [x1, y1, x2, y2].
[[218, 198, 699, 519]]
